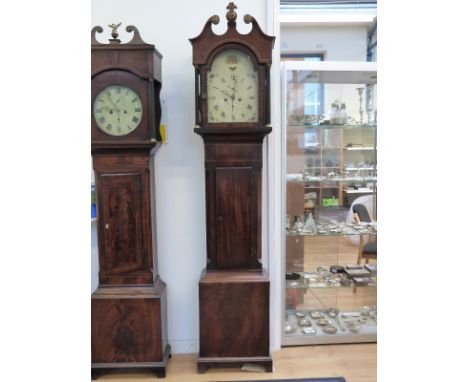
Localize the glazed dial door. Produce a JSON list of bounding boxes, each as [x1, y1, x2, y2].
[[93, 85, 143, 136], [207, 49, 259, 123]]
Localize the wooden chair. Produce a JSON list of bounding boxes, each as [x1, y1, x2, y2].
[[352, 204, 377, 264]]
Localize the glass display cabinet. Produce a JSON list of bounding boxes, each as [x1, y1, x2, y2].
[[281, 61, 377, 345]]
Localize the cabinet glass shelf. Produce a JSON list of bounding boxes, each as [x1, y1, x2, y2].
[[282, 61, 377, 346], [287, 124, 377, 130], [287, 175, 377, 182], [287, 231, 376, 237], [343, 188, 374, 194], [286, 281, 377, 290], [344, 146, 374, 151]]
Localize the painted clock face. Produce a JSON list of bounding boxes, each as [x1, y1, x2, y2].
[[93, 85, 143, 136], [207, 49, 259, 123]]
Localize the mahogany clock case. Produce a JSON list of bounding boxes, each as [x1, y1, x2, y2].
[[91, 149, 170, 379], [200, 130, 267, 270], [91, 279, 170, 379], [190, 8, 275, 131], [91, 26, 162, 146], [198, 269, 272, 373], [91, 25, 169, 379], [190, 3, 275, 373], [190, 4, 276, 271], [93, 152, 156, 286]]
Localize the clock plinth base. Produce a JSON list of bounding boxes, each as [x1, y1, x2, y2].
[[198, 269, 271, 373], [91, 344, 171, 379], [91, 278, 170, 379]]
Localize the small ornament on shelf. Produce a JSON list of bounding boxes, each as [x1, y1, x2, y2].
[[329, 100, 347, 124], [356, 87, 365, 124], [291, 215, 304, 233], [303, 212, 316, 231], [365, 84, 375, 125], [339, 102, 347, 124]]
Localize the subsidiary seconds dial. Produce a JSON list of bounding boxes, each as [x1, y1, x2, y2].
[[207, 49, 259, 123], [93, 85, 143, 136]]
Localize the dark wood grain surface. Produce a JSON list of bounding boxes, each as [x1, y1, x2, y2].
[[92, 294, 162, 363], [94, 153, 154, 285], [196, 130, 269, 270], [199, 269, 270, 358]]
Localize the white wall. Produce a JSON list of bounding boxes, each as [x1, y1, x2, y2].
[[281, 24, 368, 61], [91, 0, 274, 354]]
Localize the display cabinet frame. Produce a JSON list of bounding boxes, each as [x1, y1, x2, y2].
[[280, 60, 377, 346]]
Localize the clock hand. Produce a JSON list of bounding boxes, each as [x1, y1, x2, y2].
[[214, 86, 235, 99], [232, 76, 238, 97], [229, 78, 238, 122], [107, 94, 117, 108], [114, 98, 121, 113]]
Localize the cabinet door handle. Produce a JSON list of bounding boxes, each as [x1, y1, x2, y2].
[[105, 223, 109, 229], [217, 216, 223, 223]]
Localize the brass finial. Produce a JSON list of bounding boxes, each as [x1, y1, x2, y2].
[[209, 15, 220, 25], [108, 22, 122, 43], [226, 2, 237, 23]]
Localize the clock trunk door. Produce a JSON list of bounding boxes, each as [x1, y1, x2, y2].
[[215, 167, 257, 268], [98, 172, 147, 276]]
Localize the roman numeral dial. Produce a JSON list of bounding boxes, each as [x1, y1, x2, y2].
[[207, 49, 259, 123], [93, 85, 143, 136]]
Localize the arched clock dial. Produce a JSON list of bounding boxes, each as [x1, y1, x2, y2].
[[93, 85, 143, 136], [207, 49, 259, 123]]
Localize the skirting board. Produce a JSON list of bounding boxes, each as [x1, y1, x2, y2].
[[167, 339, 199, 354]]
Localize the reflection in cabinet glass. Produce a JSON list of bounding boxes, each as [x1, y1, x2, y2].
[[281, 61, 377, 345]]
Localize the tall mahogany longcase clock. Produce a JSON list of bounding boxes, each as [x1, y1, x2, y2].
[[190, 3, 275, 372], [91, 24, 170, 379]]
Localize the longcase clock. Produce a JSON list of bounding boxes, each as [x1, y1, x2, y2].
[[91, 24, 170, 379], [190, 3, 275, 373]]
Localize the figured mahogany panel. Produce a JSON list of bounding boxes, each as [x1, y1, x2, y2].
[[102, 174, 143, 273], [215, 167, 253, 268], [91, 298, 162, 363], [96, 167, 153, 285], [199, 270, 269, 357]]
